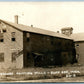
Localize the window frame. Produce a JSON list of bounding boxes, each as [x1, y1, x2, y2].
[[12, 52, 17, 62], [0, 33, 4, 42], [0, 53, 4, 62], [11, 32, 16, 42]]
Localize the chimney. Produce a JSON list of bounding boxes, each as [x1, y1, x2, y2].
[[61, 27, 73, 36], [31, 25, 33, 27], [15, 15, 18, 24], [57, 31, 59, 33]]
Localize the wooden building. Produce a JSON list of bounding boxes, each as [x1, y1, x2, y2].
[[70, 33, 84, 65], [0, 16, 76, 69]]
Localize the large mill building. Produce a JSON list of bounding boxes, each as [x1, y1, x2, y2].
[[0, 15, 76, 69]]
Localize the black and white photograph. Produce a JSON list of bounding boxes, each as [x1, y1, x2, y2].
[[0, 1, 84, 82]]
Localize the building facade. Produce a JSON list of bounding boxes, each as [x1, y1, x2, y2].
[[0, 17, 76, 69], [23, 32, 76, 67], [70, 33, 84, 65], [61, 27, 84, 66]]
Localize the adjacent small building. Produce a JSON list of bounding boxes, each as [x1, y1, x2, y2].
[[0, 16, 76, 69], [70, 33, 84, 65], [61, 27, 84, 66]]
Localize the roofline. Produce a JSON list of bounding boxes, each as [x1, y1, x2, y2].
[[61, 27, 73, 30], [24, 31, 73, 40], [74, 40, 84, 42], [0, 19, 23, 32], [0, 19, 73, 40]]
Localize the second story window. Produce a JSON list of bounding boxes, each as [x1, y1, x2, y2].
[[3, 29, 6, 33], [0, 29, 6, 34], [0, 33, 4, 42], [27, 33, 30, 42], [11, 32, 16, 41]]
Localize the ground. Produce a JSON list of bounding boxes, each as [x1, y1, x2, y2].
[[0, 64, 84, 82]]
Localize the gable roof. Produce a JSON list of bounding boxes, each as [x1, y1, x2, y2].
[[70, 33, 84, 41], [0, 19, 72, 40]]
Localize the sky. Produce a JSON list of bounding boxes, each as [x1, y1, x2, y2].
[[0, 2, 84, 33]]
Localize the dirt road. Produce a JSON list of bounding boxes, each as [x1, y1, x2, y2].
[[0, 77, 84, 82]]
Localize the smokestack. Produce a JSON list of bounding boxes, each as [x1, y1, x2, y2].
[[15, 15, 18, 24]]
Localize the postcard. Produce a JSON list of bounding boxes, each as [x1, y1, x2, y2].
[[0, 1, 83, 82]]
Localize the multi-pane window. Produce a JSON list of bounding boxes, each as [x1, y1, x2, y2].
[[0, 53, 4, 62], [12, 52, 17, 62], [0, 33, 4, 42], [11, 32, 16, 41]]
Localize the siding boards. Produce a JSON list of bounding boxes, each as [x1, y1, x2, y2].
[[23, 32, 76, 67]]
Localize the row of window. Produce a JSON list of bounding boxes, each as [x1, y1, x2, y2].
[[0, 38, 16, 42], [26, 38, 73, 47], [0, 52, 17, 62], [0, 32, 30, 42], [0, 38, 15, 42], [0, 32, 16, 42]]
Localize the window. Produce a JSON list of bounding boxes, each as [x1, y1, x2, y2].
[[51, 38, 54, 45], [27, 53, 30, 59], [27, 38, 30, 42], [12, 38, 15, 41], [51, 40, 54, 45], [0, 39, 4, 42], [0, 33, 4, 42], [0, 53, 4, 62], [76, 44, 79, 46], [11, 32, 16, 41], [27, 33, 30, 37], [12, 52, 17, 62], [47, 36, 50, 41], [27, 33, 30, 42], [0, 29, 6, 33], [3, 29, 6, 33], [75, 43, 79, 47]]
